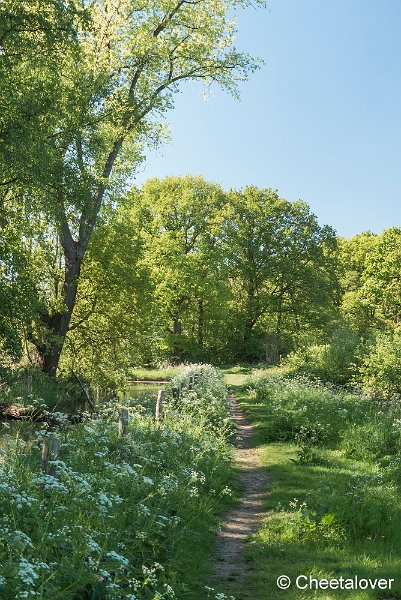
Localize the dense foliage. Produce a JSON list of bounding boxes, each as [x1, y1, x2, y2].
[[0, 0, 262, 376], [3, 169, 401, 400], [0, 2, 398, 396], [60, 177, 339, 389]]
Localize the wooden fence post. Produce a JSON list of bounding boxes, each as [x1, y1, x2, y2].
[[41, 436, 60, 477], [118, 408, 129, 437], [155, 390, 165, 423]]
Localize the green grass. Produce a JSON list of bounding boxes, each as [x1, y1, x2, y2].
[[234, 378, 401, 600], [224, 372, 250, 387], [222, 364, 288, 389], [128, 366, 183, 381], [243, 443, 401, 599]]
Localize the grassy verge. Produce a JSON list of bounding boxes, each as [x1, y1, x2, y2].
[[222, 364, 286, 389], [236, 375, 401, 600], [128, 367, 184, 382]]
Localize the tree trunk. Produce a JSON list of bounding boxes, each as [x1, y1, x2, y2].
[[172, 317, 183, 361], [37, 248, 82, 377]]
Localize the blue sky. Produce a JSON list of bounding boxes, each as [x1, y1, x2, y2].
[[134, 0, 401, 238]]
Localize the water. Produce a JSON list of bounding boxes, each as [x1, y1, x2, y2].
[[123, 382, 167, 400]]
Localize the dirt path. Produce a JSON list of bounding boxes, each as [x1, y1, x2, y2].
[[211, 395, 269, 599]]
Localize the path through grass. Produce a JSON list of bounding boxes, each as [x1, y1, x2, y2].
[[210, 395, 269, 600]]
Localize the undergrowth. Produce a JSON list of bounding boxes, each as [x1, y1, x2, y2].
[[0, 365, 234, 599], [239, 374, 401, 599]]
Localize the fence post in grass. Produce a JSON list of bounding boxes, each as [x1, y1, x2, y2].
[[155, 389, 165, 423], [188, 375, 194, 391], [41, 436, 60, 477], [118, 408, 129, 437]]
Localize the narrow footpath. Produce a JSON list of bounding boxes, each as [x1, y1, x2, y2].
[[211, 395, 269, 599]]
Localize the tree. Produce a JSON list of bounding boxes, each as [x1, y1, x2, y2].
[[137, 175, 228, 361], [61, 202, 153, 393], [223, 187, 339, 360], [338, 232, 377, 338], [63, 176, 228, 381], [360, 228, 401, 329], [0, 229, 37, 362], [339, 229, 401, 336], [1, 0, 262, 375]]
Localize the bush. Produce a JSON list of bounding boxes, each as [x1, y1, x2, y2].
[[284, 326, 362, 384], [252, 373, 401, 541], [341, 420, 401, 460], [169, 364, 233, 435], [250, 375, 369, 447], [0, 366, 92, 413], [358, 330, 401, 398]]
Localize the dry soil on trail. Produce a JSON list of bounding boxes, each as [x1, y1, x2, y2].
[[211, 395, 269, 599]]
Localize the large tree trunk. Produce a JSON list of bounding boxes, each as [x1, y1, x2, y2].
[[37, 246, 82, 377]]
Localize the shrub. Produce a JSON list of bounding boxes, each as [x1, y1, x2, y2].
[[284, 326, 362, 384], [266, 499, 344, 546], [358, 330, 401, 398], [252, 373, 401, 541], [250, 375, 369, 448]]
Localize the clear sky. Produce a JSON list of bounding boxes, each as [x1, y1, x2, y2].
[[134, 0, 401, 238]]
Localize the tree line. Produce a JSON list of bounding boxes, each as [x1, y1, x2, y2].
[[2, 167, 401, 398], [0, 174, 340, 389]]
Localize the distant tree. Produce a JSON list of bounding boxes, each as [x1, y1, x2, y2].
[[361, 228, 401, 329], [138, 176, 228, 361], [223, 187, 339, 360], [338, 232, 378, 338]]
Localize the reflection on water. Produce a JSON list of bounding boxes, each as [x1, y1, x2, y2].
[[121, 383, 168, 415]]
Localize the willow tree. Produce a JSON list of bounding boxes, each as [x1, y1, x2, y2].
[[0, 0, 262, 375]]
